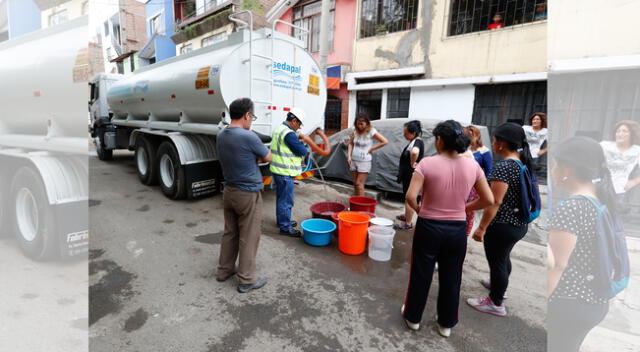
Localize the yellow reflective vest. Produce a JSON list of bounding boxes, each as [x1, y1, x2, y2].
[[269, 124, 303, 177]]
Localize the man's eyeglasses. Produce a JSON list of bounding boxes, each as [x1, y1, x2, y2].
[[249, 112, 257, 121]]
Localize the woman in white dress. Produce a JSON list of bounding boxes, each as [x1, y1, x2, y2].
[[600, 120, 640, 199]]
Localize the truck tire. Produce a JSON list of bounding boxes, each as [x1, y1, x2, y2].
[[96, 141, 113, 161], [10, 167, 58, 261], [135, 136, 158, 185], [156, 141, 186, 200]]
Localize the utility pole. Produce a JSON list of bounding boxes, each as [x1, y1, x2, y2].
[[318, 0, 331, 77]]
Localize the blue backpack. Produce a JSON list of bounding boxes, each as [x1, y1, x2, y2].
[[507, 159, 541, 223], [577, 196, 630, 298]]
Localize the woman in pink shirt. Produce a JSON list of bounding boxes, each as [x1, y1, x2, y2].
[[401, 120, 494, 337]]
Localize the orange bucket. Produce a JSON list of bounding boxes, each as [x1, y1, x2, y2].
[[338, 211, 371, 255]]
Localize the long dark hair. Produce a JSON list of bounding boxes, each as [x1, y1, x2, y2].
[[404, 120, 422, 138], [553, 136, 619, 214], [433, 120, 470, 153], [492, 122, 534, 171]]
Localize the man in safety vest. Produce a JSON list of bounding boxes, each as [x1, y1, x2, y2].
[[270, 108, 311, 237]]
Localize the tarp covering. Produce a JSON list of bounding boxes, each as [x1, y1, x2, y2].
[[313, 118, 491, 194]]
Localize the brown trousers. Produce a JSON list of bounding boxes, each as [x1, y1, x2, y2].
[[217, 186, 263, 285]]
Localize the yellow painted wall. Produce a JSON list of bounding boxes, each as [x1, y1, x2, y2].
[[351, 1, 425, 72], [428, 0, 547, 78]]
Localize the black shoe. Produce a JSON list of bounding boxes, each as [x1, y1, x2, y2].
[[216, 272, 235, 282], [290, 220, 298, 228], [280, 228, 302, 237], [237, 277, 268, 293]]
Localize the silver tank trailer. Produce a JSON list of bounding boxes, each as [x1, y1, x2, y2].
[[107, 29, 327, 137]]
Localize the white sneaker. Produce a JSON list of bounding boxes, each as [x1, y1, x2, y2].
[[434, 315, 451, 337], [437, 324, 451, 337], [466, 296, 507, 317], [401, 304, 420, 331], [480, 279, 509, 299]]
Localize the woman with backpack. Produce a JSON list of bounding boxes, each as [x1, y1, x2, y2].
[[548, 136, 621, 352], [401, 120, 494, 337], [466, 122, 534, 316]]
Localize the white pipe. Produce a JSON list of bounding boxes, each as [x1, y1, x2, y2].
[[318, 0, 331, 75]]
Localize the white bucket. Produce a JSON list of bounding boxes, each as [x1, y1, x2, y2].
[[370, 217, 393, 228], [368, 225, 395, 262]]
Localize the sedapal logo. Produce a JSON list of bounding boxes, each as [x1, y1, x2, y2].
[[273, 61, 303, 81]]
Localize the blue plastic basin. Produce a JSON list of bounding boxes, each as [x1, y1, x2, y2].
[[301, 219, 336, 247]]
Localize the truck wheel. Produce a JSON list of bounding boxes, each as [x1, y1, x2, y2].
[[96, 142, 113, 161], [135, 136, 158, 185], [157, 141, 186, 199], [10, 167, 58, 261], [94, 131, 113, 161]]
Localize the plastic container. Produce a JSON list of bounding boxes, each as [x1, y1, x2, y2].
[[368, 225, 396, 261], [356, 211, 375, 226], [338, 212, 371, 255], [310, 202, 347, 221], [301, 219, 336, 247], [370, 217, 393, 228], [349, 196, 378, 213]]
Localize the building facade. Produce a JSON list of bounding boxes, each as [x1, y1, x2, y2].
[[101, 0, 147, 74], [347, 0, 547, 130], [139, 0, 177, 64], [271, 0, 357, 133], [0, 0, 42, 41], [171, 0, 277, 56]]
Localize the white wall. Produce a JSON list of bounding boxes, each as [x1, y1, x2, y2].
[[408, 85, 475, 123]]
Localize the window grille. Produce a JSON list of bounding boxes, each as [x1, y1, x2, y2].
[[387, 88, 411, 118], [359, 0, 419, 39], [292, 0, 335, 53], [448, 0, 547, 36]]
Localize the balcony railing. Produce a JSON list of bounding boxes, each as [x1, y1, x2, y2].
[[175, 0, 233, 31]]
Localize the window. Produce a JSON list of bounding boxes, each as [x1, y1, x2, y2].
[[130, 57, 135, 72], [387, 88, 410, 118], [292, 0, 335, 53], [471, 81, 547, 132], [149, 14, 162, 35], [202, 32, 227, 47], [180, 44, 193, 55], [357, 90, 383, 120], [449, 0, 547, 36], [48, 9, 69, 27], [359, 0, 419, 38], [325, 96, 342, 132]]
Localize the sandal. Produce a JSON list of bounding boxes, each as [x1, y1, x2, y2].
[[393, 223, 413, 231]]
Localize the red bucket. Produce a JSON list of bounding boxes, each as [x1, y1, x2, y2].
[[310, 202, 347, 221], [349, 196, 377, 213]]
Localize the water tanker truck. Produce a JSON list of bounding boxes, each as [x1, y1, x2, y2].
[[0, 17, 89, 260], [90, 13, 328, 200]]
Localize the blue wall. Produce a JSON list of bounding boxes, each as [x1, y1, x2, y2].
[[7, 0, 41, 38], [145, 0, 176, 62]]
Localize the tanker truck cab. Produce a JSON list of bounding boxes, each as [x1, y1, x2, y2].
[[89, 73, 124, 161], [91, 11, 326, 201]]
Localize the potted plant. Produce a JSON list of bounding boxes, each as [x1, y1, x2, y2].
[[375, 24, 388, 35]]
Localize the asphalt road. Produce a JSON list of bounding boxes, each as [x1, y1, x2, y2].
[[0, 238, 88, 352], [89, 151, 546, 352]]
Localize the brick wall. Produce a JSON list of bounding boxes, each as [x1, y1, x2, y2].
[[120, 0, 147, 52]]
